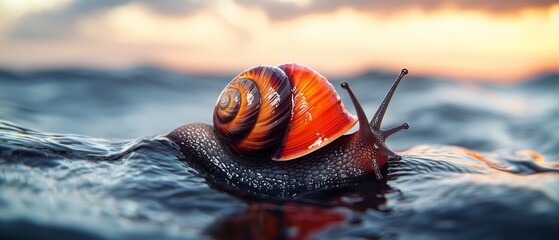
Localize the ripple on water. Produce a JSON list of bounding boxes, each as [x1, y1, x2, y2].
[[2, 124, 555, 239], [1, 68, 559, 239]]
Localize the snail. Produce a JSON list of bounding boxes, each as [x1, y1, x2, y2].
[[167, 63, 409, 198]]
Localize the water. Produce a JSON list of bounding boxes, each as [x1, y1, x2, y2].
[[1, 67, 558, 239]]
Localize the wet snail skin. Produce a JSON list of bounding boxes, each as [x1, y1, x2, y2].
[[168, 63, 409, 198]]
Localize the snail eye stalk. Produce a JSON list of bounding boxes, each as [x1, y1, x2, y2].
[[341, 82, 372, 139], [371, 69, 408, 130], [341, 70, 410, 180], [382, 123, 409, 141]]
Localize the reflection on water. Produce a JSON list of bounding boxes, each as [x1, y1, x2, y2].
[[209, 203, 348, 240], [1, 67, 559, 239], [208, 177, 394, 239]]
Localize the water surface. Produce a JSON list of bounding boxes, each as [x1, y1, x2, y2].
[[1, 67, 558, 239]]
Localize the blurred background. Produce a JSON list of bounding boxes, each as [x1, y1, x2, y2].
[[2, 1, 559, 239], [1, 0, 559, 141], [1, 0, 558, 83]]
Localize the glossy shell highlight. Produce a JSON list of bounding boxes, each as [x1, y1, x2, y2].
[[214, 66, 292, 159], [213, 63, 357, 161], [273, 63, 357, 160]]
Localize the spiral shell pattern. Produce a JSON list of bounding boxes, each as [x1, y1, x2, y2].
[[213, 66, 292, 159], [214, 63, 358, 161]]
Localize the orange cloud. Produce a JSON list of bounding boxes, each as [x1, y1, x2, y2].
[[0, 1, 558, 82]]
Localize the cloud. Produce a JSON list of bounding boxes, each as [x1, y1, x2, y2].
[[235, 0, 559, 20], [7, 0, 558, 39], [9, 0, 209, 39]]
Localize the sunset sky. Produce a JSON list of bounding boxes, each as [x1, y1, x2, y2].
[[0, 0, 558, 82]]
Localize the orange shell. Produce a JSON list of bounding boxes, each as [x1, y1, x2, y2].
[[273, 63, 357, 160], [214, 66, 293, 159]]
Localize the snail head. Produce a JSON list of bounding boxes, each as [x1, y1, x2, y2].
[[340, 69, 409, 178]]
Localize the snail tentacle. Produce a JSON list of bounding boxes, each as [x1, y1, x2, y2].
[[340, 81, 388, 180], [169, 64, 410, 197], [340, 82, 372, 140], [382, 122, 410, 140], [371, 68, 408, 129], [340, 71, 409, 179], [339, 81, 401, 160]]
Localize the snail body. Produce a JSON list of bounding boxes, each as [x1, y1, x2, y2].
[[168, 63, 409, 198]]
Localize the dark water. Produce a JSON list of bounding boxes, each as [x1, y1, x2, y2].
[[1, 67, 559, 239]]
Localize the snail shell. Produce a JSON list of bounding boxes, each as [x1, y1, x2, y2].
[[213, 63, 357, 160]]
